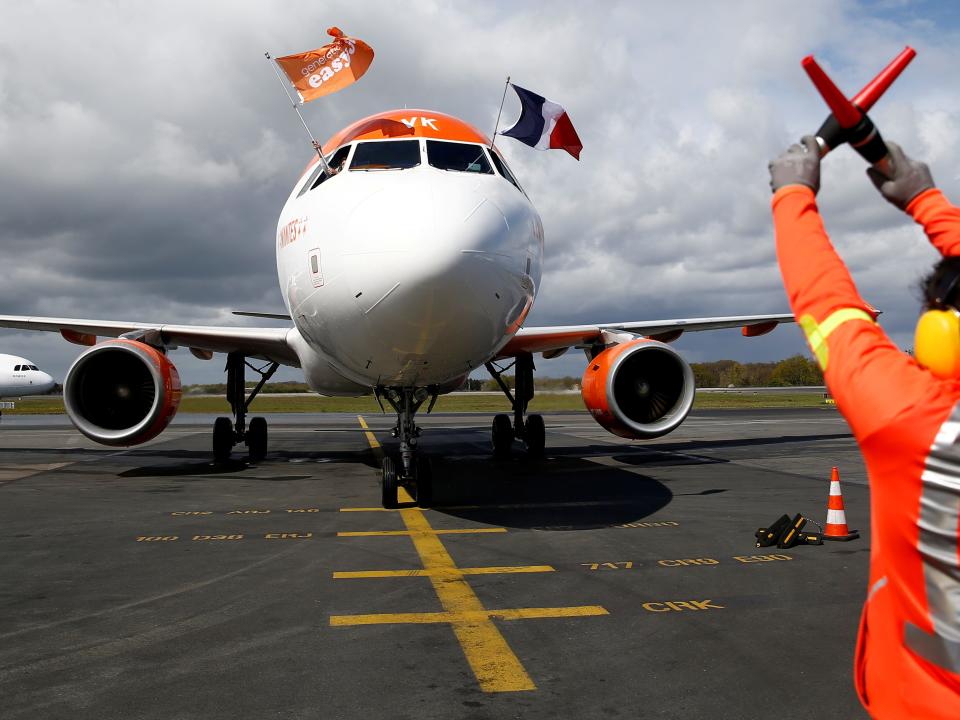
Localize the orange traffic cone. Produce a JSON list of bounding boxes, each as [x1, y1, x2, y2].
[[823, 467, 859, 541]]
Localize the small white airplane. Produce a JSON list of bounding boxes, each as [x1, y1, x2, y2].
[[0, 354, 56, 400], [0, 109, 792, 506]]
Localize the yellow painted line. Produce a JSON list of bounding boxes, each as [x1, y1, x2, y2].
[[333, 566, 555, 579], [331, 611, 453, 626], [337, 528, 507, 537], [342, 415, 606, 693], [338, 530, 416, 537], [397, 502, 535, 692], [0, 462, 71, 485], [357, 415, 383, 462], [492, 606, 608, 621], [331, 606, 608, 627]]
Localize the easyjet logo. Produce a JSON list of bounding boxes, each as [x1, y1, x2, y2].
[[306, 39, 357, 88], [401, 117, 438, 131]]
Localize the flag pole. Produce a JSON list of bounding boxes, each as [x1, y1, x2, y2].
[[490, 76, 510, 150], [265, 52, 332, 176]]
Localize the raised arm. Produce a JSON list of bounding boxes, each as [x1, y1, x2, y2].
[[907, 189, 960, 257], [866, 141, 960, 256], [770, 138, 937, 440]]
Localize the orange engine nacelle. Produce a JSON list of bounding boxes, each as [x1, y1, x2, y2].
[[581, 338, 695, 439], [64, 339, 182, 446]]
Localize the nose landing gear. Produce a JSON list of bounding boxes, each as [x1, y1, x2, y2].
[[486, 353, 545, 459], [377, 386, 436, 508], [212, 352, 279, 463]]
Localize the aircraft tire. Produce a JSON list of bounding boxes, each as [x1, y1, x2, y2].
[[492, 413, 513, 459], [382, 456, 399, 509], [525, 414, 545, 458], [213, 417, 233, 463], [416, 456, 433, 507], [247, 416, 268, 461]]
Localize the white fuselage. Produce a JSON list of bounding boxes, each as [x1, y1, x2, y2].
[[275, 138, 543, 394], [0, 354, 55, 397]]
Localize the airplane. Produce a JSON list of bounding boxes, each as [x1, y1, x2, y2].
[[0, 354, 56, 402], [0, 109, 795, 507]]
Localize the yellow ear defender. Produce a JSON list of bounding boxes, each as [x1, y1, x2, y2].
[[915, 308, 960, 378]]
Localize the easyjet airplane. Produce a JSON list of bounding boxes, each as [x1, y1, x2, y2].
[[0, 354, 56, 401], [0, 110, 792, 506]]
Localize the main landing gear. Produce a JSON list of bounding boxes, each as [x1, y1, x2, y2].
[[485, 353, 545, 460], [377, 386, 437, 509], [212, 352, 279, 463]]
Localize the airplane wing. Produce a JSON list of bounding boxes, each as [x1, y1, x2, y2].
[[0, 315, 300, 366], [496, 313, 796, 358]]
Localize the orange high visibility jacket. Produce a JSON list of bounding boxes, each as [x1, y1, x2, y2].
[[773, 185, 960, 718]]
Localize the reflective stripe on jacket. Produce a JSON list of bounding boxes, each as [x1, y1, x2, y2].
[[772, 184, 960, 717]]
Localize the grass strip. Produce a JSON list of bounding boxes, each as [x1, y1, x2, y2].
[[5, 392, 832, 415]]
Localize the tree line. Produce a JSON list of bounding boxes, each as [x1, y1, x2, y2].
[[462, 354, 823, 391]]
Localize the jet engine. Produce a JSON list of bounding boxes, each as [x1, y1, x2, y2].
[[64, 339, 182, 446], [581, 338, 695, 439]]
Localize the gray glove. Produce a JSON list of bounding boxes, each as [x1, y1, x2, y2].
[[769, 135, 820, 194], [866, 141, 934, 211]]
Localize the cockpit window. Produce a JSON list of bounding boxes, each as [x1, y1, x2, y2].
[[426, 141, 493, 174], [13, 365, 20, 371], [298, 145, 352, 197], [29, 365, 38, 371], [349, 140, 421, 171], [489, 150, 522, 192]]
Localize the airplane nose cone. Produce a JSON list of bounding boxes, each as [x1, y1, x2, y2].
[[336, 177, 534, 384]]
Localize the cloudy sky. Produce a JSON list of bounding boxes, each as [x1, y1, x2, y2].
[[2, 0, 960, 384]]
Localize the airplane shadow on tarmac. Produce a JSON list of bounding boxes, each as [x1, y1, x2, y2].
[[410, 453, 678, 530]]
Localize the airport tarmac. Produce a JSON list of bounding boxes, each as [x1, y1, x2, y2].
[[0, 408, 870, 719]]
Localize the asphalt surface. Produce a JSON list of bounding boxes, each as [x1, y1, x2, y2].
[[0, 408, 870, 719]]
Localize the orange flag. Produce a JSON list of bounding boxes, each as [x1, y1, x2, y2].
[[275, 28, 374, 103]]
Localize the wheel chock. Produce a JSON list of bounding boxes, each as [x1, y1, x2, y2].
[[755, 514, 791, 548], [777, 513, 808, 549]]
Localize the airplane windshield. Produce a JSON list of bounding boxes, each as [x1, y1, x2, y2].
[[350, 141, 421, 171], [298, 145, 352, 197], [489, 150, 522, 192], [426, 141, 493, 174]]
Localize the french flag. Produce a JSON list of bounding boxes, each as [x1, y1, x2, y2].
[[500, 84, 583, 160]]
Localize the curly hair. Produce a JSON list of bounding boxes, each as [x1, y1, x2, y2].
[[921, 256, 960, 309]]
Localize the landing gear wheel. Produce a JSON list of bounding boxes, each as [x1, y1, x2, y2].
[[525, 414, 545, 458], [213, 417, 233, 463], [381, 456, 398, 509], [492, 413, 513, 459], [415, 456, 433, 508], [247, 416, 268, 461]]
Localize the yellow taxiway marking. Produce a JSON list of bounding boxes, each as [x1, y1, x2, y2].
[[357, 415, 383, 462], [337, 417, 608, 693], [337, 528, 507, 537], [333, 565, 555, 579], [0, 462, 70, 485], [331, 606, 609, 626]]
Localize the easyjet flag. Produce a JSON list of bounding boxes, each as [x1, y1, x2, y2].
[[275, 27, 374, 103]]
